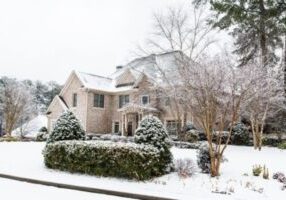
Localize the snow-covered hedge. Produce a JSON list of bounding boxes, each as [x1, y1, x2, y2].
[[91, 134, 135, 143], [47, 111, 85, 143], [43, 140, 169, 180], [171, 141, 201, 149]]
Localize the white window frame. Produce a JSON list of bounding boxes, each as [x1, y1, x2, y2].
[[141, 95, 150, 105], [113, 121, 120, 134]]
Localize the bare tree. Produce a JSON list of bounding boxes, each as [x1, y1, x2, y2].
[[0, 77, 35, 136], [241, 63, 286, 150], [136, 5, 217, 138], [178, 55, 260, 176]]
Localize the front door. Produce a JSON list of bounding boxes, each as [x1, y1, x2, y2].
[[127, 122, 133, 136]]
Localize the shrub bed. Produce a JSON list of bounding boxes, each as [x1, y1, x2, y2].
[[43, 140, 168, 180], [278, 142, 286, 150], [262, 136, 281, 147], [0, 136, 20, 142], [231, 122, 250, 145]]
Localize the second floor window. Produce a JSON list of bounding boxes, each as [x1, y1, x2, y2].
[[165, 97, 171, 106], [94, 94, 105, 108], [141, 95, 149, 105], [72, 93, 77, 107], [119, 95, 129, 108]]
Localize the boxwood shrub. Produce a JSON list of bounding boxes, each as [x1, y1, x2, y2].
[[43, 140, 168, 180]]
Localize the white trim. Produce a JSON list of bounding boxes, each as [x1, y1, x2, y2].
[[59, 71, 82, 96], [112, 121, 120, 134], [140, 95, 150, 105]]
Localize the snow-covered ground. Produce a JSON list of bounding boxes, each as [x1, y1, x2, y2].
[[0, 178, 129, 200], [12, 115, 47, 138], [0, 142, 285, 200]]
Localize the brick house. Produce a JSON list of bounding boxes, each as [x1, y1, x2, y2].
[[46, 51, 193, 136]]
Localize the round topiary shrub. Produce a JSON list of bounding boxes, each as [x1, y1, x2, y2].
[[231, 122, 250, 145], [47, 111, 85, 143], [135, 115, 173, 172]]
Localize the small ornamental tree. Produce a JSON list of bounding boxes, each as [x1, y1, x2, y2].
[[135, 115, 173, 172], [47, 111, 85, 143]]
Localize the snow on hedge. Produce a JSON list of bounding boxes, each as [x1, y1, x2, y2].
[[43, 140, 169, 180]]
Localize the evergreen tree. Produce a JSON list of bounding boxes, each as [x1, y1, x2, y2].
[[45, 81, 62, 107], [135, 115, 170, 150], [135, 115, 173, 172], [47, 111, 85, 143], [193, 0, 286, 68]]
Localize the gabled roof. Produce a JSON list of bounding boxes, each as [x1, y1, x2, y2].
[[109, 51, 181, 84], [60, 51, 180, 95], [75, 71, 134, 93], [46, 95, 68, 113]]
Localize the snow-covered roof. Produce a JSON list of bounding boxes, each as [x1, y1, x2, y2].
[[73, 51, 180, 93], [75, 71, 133, 93]]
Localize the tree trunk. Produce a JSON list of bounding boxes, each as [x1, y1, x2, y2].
[[250, 117, 258, 149], [182, 111, 188, 134], [284, 35, 286, 96], [259, 0, 268, 68], [210, 154, 221, 177]]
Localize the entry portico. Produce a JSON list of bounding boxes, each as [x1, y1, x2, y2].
[[118, 103, 159, 136]]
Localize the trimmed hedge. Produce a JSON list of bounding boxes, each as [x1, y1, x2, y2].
[[43, 141, 168, 180]]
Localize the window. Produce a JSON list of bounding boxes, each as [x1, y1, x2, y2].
[[166, 120, 179, 135], [119, 95, 129, 108], [72, 93, 77, 107], [94, 94, 105, 108], [165, 97, 171, 106], [114, 122, 120, 134], [141, 95, 150, 105]]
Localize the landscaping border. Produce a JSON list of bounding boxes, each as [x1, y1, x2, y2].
[[0, 173, 176, 200]]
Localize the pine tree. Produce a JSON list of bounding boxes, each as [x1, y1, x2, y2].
[[135, 115, 170, 150], [47, 111, 85, 143], [135, 115, 173, 172], [193, 0, 285, 68]]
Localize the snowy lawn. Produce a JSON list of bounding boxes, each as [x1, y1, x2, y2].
[[0, 142, 285, 200]]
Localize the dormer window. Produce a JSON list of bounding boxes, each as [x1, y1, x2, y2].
[[141, 95, 150, 105], [72, 93, 77, 107]]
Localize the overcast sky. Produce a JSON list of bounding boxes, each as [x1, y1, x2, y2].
[[0, 0, 230, 84]]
